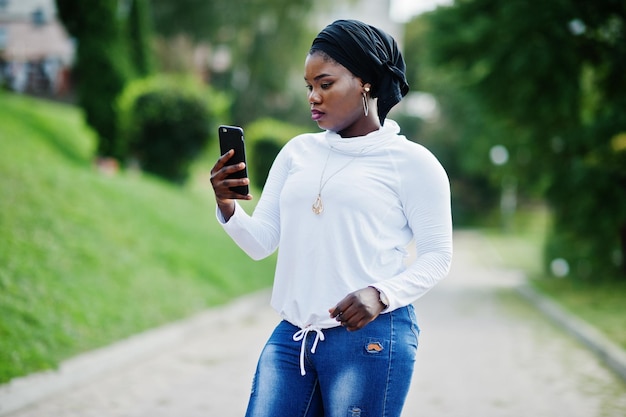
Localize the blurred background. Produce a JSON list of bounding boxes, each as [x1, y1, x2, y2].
[[1, 0, 624, 387]]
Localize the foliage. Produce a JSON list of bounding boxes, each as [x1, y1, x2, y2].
[[126, 0, 155, 77], [249, 139, 282, 189], [0, 92, 275, 383], [117, 76, 229, 183], [55, 0, 133, 158], [150, 0, 318, 125], [402, 16, 501, 226], [244, 118, 308, 188], [423, 0, 626, 281]]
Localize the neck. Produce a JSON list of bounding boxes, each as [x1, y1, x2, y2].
[[338, 118, 381, 138]]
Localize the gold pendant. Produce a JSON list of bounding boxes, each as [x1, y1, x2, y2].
[[312, 195, 323, 214]]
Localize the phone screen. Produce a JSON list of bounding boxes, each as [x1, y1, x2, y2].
[[218, 125, 249, 195]]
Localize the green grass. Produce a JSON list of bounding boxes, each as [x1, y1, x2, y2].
[[532, 279, 626, 350], [480, 207, 626, 351], [0, 92, 276, 383]]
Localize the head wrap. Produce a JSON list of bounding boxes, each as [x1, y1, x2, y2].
[[310, 19, 409, 124]]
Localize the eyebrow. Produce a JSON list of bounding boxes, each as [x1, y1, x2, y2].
[[304, 73, 333, 82]]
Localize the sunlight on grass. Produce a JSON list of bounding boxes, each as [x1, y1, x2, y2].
[[0, 92, 276, 383]]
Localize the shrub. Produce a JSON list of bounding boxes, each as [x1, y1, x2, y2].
[[545, 162, 625, 282], [118, 76, 229, 183], [244, 118, 307, 188], [250, 139, 283, 189]]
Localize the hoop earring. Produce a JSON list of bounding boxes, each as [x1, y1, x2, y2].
[[362, 92, 369, 117]]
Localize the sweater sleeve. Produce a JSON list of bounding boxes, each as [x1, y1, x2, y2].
[[372, 146, 453, 311], [216, 145, 291, 260]]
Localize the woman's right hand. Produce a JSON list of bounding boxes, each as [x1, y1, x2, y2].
[[210, 149, 252, 222]]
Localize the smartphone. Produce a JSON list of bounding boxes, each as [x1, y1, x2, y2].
[[218, 125, 249, 195]]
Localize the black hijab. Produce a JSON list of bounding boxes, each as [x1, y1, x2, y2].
[[310, 19, 410, 125]]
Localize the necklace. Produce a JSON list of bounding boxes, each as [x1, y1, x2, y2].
[[312, 147, 360, 215]]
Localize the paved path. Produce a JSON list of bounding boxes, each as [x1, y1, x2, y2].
[[3, 231, 626, 416]]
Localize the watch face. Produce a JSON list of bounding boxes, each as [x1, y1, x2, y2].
[[380, 292, 389, 307]]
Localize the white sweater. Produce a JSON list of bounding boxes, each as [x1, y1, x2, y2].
[[219, 120, 452, 330]]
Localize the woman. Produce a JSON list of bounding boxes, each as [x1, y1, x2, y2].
[[211, 19, 452, 417]]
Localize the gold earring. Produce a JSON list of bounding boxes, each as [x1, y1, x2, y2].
[[362, 92, 369, 117]]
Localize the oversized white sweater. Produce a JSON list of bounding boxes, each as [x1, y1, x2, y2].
[[219, 120, 452, 330]]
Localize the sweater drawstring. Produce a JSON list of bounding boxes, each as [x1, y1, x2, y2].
[[292, 326, 325, 376]]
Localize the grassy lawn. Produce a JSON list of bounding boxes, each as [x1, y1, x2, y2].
[[0, 92, 276, 383], [480, 208, 626, 351]]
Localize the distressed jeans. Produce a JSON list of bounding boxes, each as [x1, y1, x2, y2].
[[244, 305, 420, 417]]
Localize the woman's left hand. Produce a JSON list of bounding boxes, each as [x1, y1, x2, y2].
[[329, 287, 386, 331]]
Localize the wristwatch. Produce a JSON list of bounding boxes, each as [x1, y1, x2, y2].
[[370, 286, 389, 311]]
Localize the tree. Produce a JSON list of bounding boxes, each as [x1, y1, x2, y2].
[[424, 0, 626, 281], [149, 0, 316, 125], [127, 0, 155, 77], [402, 16, 502, 226], [56, 0, 133, 158]]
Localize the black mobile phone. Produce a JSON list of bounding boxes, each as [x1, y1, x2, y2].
[[218, 125, 249, 195]]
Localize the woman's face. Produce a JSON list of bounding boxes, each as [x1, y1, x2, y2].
[[304, 52, 375, 137]]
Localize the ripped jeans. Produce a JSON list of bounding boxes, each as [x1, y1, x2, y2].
[[244, 305, 420, 417]]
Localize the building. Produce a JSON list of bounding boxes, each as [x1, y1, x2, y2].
[[0, 0, 75, 97]]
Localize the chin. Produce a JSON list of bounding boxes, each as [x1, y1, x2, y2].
[[318, 120, 344, 133], [316, 121, 333, 131]]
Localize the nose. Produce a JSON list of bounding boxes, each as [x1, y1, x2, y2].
[[308, 89, 321, 105]]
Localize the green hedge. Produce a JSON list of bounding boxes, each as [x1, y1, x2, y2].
[[244, 118, 307, 188], [118, 76, 229, 183]]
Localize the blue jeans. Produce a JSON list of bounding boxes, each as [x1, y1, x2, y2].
[[245, 306, 420, 417]]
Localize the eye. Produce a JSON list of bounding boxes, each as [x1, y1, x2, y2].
[[305, 84, 312, 91], [321, 82, 332, 89]]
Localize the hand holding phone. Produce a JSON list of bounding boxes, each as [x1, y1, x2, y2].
[[218, 125, 249, 196]]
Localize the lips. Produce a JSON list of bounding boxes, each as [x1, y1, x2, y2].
[[311, 109, 324, 121]]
